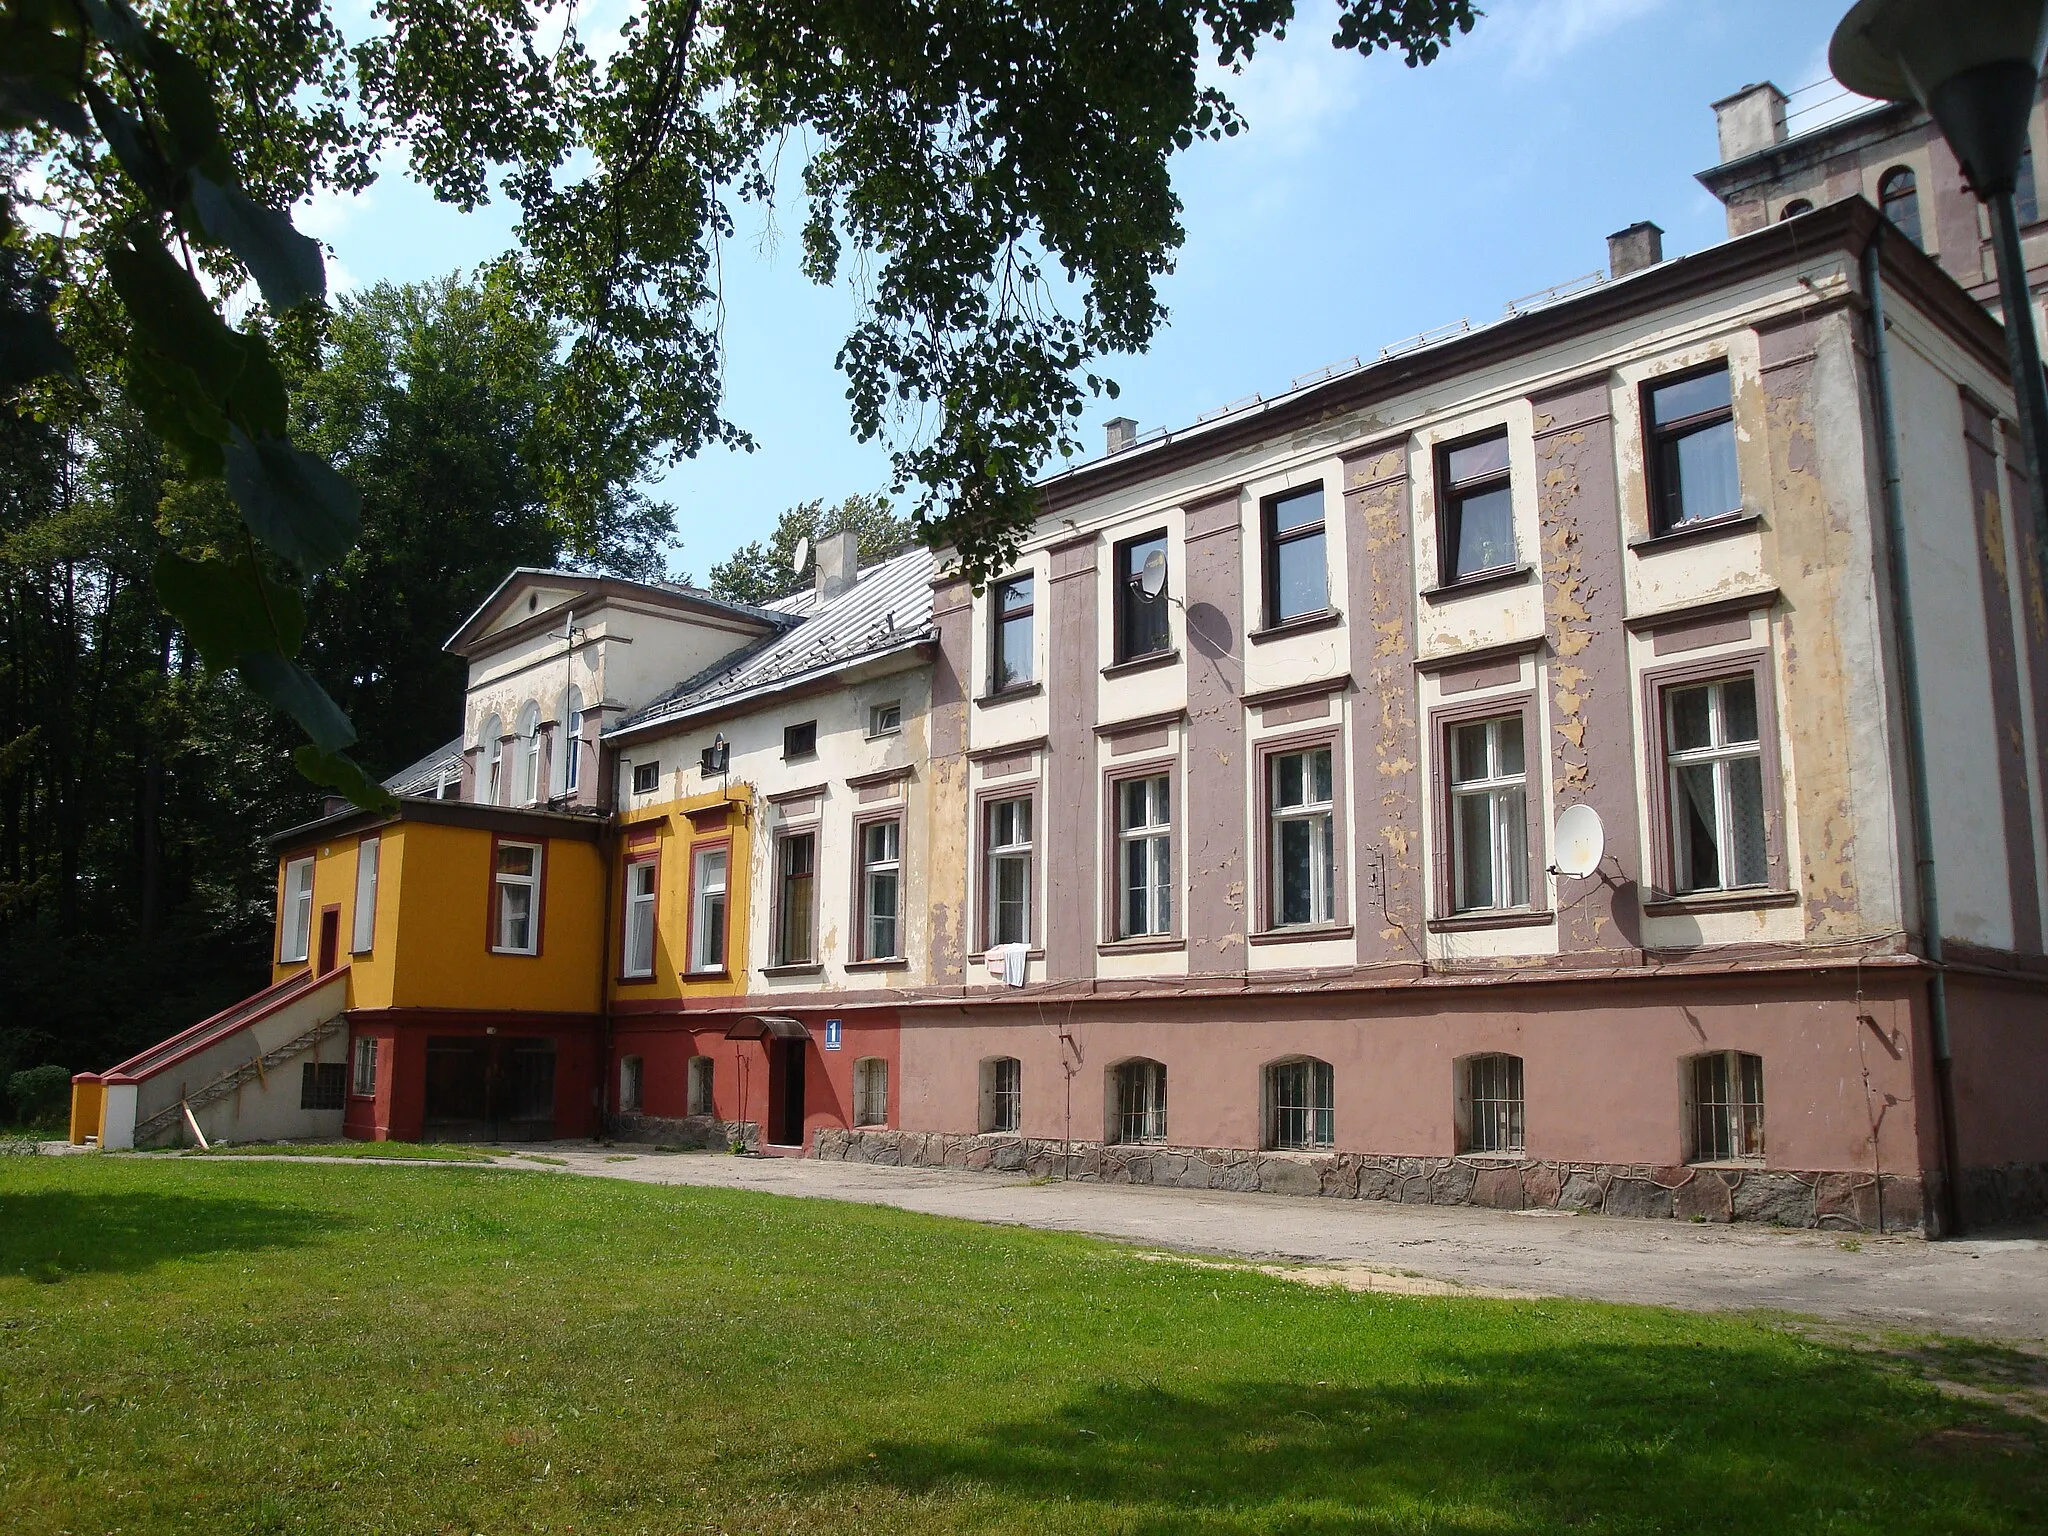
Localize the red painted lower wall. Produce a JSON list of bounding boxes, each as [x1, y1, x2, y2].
[[344, 1011, 601, 1142]]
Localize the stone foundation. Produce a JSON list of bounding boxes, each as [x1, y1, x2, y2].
[[1954, 1160, 2048, 1229], [613, 1113, 758, 1152], [812, 1128, 1939, 1233]]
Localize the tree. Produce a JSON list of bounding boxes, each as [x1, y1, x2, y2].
[[708, 493, 910, 607]]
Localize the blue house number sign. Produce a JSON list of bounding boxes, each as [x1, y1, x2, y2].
[[824, 1019, 843, 1051]]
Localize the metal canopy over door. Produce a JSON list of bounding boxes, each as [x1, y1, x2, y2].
[[423, 1035, 557, 1142]]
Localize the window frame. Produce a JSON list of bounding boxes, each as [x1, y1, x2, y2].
[[488, 835, 545, 956], [1107, 1057, 1168, 1146], [1685, 1049, 1765, 1164], [479, 714, 503, 804], [300, 1060, 346, 1111], [771, 826, 821, 969], [516, 702, 543, 805], [559, 686, 584, 796], [620, 843, 660, 981], [1640, 649, 1786, 904], [1113, 528, 1173, 663], [279, 854, 315, 964], [1260, 483, 1329, 628], [619, 1054, 644, 1115], [350, 835, 380, 955], [977, 784, 1039, 953], [1457, 1052, 1526, 1156], [1254, 728, 1346, 935], [687, 1054, 715, 1117], [351, 1035, 380, 1099], [1264, 1056, 1335, 1151], [852, 809, 906, 962], [1642, 362, 1742, 536], [989, 572, 1036, 693], [1429, 694, 1542, 922], [853, 1056, 889, 1128], [1878, 163, 1922, 248], [1434, 428, 1517, 588], [631, 760, 660, 795], [867, 699, 903, 738], [685, 837, 732, 975], [1102, 760, 1178, 944], [980, 1056, 1022, 1133], [783, 719, 818, 760]]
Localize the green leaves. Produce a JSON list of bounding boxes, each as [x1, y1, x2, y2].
[[224, 427, 361, 575], [188, 174, 327, 313], [152, 551, 306, 670]]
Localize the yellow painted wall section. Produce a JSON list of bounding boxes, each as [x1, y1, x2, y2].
[[268, 829, 399, 1008], [611, 786, 752, 1003], [67, 1078, 103, 1145], [385, 819, 603, 1013]]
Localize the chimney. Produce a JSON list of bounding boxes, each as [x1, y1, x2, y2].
[[1712, 82, 1788, 163], [1105, 416, 1138, 454], [1607, 221, 1664, 280], [814, 527, 860, 602]]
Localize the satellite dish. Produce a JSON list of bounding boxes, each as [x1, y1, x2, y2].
[[1137, 547, 1167, 602], [792, 536, 811, 578], [1551, 804, 1605, 879]]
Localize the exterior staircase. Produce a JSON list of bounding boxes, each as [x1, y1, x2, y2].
[[131, 1009, 349, 1146]]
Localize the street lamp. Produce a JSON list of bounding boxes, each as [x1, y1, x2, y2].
[[1832, 0, 2048, 564]]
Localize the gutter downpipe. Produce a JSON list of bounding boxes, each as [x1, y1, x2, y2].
[[1862, 227, 1964, 1238]]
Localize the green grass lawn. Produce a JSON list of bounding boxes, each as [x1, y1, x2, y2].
[[172, 1141, 508, 1163], [0, 1159, 2041, 1534]]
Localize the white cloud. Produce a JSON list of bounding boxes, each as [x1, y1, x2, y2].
[[1198, 0, 1357, 157], [1485, 0, 1667, 76], [297, 183, 371, 242]]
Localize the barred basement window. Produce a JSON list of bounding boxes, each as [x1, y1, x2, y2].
[[1111, 1058, 1167, 1145], [300, 1061, 346, 1110], [1461, 1053, 1524, 1154], [687, 1055, 715, 1117], [1688, 1051, 1764, 1162], [619, 1055, 644, 1115], [1265, 1057, 1333, 1150], [980, 1056, 1021, 1133], [854, 1057, 889, 1127]]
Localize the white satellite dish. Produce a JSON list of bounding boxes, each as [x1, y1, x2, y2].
[[1137, 547, 1167, 601], [1551, 803, 1605, 879], [792, 535, 811, 577]]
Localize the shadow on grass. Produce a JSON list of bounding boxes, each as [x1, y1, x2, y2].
[[813, 1341, 2046, 1533], [0, 1191, 331, 1282]]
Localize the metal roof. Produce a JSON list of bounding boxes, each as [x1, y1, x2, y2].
[[444, 566, 795, 654], [611, 545, 935, 738], [382, 736, 465, 795]]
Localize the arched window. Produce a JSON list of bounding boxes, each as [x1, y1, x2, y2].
[[854, 1057, 889, 1127], [619, 1055, 643, 1115], [979, 1057, 1021, 1133], [1686, 1051, 1763, 1163], [1777, 198, 1812, 221], [560, 685, 584, 795], [1263, 1057, 1333, 1150], [2020, 137, 2040, 226], [1108, 1058, 1167, 1145], [516, 702, 542, 804], [687, 1055, 715, 1117], [1878, 166, 1922, 249], [1456, 1053, 1524, 1154], [478, 714, 503, 803]]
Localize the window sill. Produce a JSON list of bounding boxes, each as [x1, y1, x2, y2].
[[683, 967, 730, 980], [1687, 1158, 1767, 1170], [782, 752, 818, 765], [615, 973, 660, 986], [1247, 608, 1343, 644], [1427, 908, 1555, 934], [1101, 648, 1180, 680], [1455, 1151, 1528, 1165], [1628, 509, 1763, 552], [490, 948, 540, 959], [975, 682, 1043, 707], [1097, 936, 1186, 955], [761, 962, 823, 978], [977, 947, 1046, 964], [1420, 563, 1533, 603], [1640, 887, 1799, 918], [1248, 923, 1354, 946], [844, 957, 909, 972]]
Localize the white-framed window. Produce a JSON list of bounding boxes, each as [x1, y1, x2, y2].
[[559, 685, 584, 796], [352, 1035, 380, 1098], [1268, 747, 1334, 927], [868, 699, 902, 737], [632, 760, 660, 795], [1460, 1053, 1524, 1154], [480, 714, 502, 803], [980, 1056, 1021, 1133], [690, 846, 728, 972], [350, 837, 380, 954], [619, 1054, 644, 1115], [1111, 1058, 1167, 1145], [985, 796, 1033, 948], [1664, 676, 1766, 894], [623, 857, 657, 978], [687, 1055, 715, 1116], [1116, 774, 1172, 938], [1265, 1057, 1334, 1150], [1688, 1051, 1764, 1163], [516, 702, 542, 804], [860, 818, 903, 960], [991, 573, 1035, 691], [854, 1057, 889, 1127], [774, 831, 817, 966], [1448, 716, 1529, 913], [493, 840, 542, 954], [279, 855, 315, 963]]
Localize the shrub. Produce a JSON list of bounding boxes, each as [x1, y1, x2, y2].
[[6, 1063, 73, 1128]]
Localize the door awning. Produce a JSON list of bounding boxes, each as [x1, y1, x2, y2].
[[724, 1014, 810, 1041]]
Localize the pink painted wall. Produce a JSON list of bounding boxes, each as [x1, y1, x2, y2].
[[897, 975, 1927, 1175], [1945, 975, 2048, 1166]]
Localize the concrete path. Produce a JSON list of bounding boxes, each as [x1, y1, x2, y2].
[[494, 1144, 2048, 1344]]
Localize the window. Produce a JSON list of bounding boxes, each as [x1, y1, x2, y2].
[[1115, 530, 1171, 660], [437, 769, 461, 800], [687, 1055, 715, 1116], [1262, 485, 1328, 625], [493, 840, 542, 954], [516, 702, 542, 804], [1778, 198, 1813, 220], [868, 700, 902, 737], [619, 1055, 644, 1115], [279, 855, 315, 963], [1689, 1051, 1764, 1162], [1267, 747, 1335, 927], [859, 818, 903, 960], [985, 796, 1033, 947], [1878, 165, 1921, 247], [1645, 366, 1740, 532], [2021, 137, 2040, 225], [991, 573, 1035, 690], [689, 846, 729, 972], [1437, 431, 1515, 584], [632, 760, 660, 795], [1663, 675, 1767, 894], [480, 714, 502, 803], [352, 1035, 380, 1098], [980, 1056, 1021, 1133], [775, 832, 817, 965], [1111, 1059, 1167, 1145], [783, 720, 817, 760], [1461, 1053, 1525, 1154], [1115, 774, 1172, 938], [351, 837, 380, 954], [300, 1061, 346, 1110], [1266, 1058, 1333, 1150], [1447, 716, 1529, 913], [623, 857, 657, 978], [854, 1057, 889, 1127], [560, 686, 583, 795]]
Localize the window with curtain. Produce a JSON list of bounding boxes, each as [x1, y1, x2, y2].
[[1268, 746, 1335, 927], [623, 857, 657, 977], [985, 797, 1033, 947], [860, 818, 903, 959], [1645, 366, 1741, 532], [1447, 716, 1529, 913], [1117, 774, 1172, 938], [1664, 675, 1767, 894]]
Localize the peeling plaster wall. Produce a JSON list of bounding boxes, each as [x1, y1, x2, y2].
[[927, 575, 973, 988], [1184, 490, 1248, 975]]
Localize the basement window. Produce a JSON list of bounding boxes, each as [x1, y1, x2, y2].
[[1458, 1053, 1524, 1154], [300, 1062, 346, 1111], [1687, 1051, 1764, 1162]]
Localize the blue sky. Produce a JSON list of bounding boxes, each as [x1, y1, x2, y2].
[[306, 0, 1863, 579]]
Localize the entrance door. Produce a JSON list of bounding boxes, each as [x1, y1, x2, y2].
[[768, 1037, 807, 1146], [422, 1035, 558, 1142], [317, 907, 340, 975]]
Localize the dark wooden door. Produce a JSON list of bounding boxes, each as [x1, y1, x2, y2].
[[769, 1038, 806, 1146], [317, 907, 340, 975]]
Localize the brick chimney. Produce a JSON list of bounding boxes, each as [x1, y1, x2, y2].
[[1607, 221, 1665, 280], [1105, 416, 1138, 454], [814, 527, 861, 602], [1712, 82, 1788, 163]]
